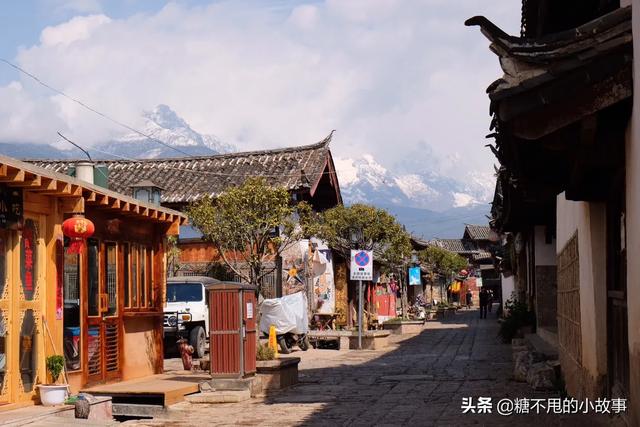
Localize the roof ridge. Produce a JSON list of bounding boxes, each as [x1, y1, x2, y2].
[[31, 132, 334, 165]]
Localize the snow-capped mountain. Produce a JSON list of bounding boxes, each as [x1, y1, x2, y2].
[[93, 104, 235, 159], [334, 155, 495, 238]]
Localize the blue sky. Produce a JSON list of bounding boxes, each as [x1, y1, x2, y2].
[[0, 0, 520, 201]]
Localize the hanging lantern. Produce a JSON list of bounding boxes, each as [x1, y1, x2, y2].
[[62, 215, 95, 254]]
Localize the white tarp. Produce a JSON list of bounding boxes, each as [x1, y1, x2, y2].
[[259, 292, 309, 335]]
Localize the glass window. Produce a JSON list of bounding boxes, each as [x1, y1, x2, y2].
[[20, 309, 37, 392], [20, 219, 38, 300], [131, 245, 138, 307], [88, 239, 99, 317], [140, 247, 146, 308], [63, 237, 81, 371], [166, 283, 203, 303], [105, 243, 117, 317], [123, 244, 130, 308]]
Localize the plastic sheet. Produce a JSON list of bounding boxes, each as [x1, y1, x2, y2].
[[259, 291, 309, 335]]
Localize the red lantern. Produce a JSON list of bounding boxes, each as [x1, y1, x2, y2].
[[62, 215, 95, 254]]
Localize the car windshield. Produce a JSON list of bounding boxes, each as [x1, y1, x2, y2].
[[166, 283, 202, 302]]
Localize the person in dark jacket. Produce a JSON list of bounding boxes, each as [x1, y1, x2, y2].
[[479, 288, 489, 319], [465, 289, 473, 309]]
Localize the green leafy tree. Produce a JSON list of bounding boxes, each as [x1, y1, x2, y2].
[[187, 177, 309, 295], [418, 246, 468, 279], [314, 204, 412, 265]]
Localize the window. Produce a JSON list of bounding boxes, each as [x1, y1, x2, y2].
[[63, 237, 81, 371], [105, 243, 117, 317], [125, 244, 154, 310], [123, 244, 130, 308], [87, 238, 99, 317], [167, 283, 203, 303]]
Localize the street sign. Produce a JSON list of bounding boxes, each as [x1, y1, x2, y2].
[[409, 267, 421, 286], [350, 249, 373, 281]]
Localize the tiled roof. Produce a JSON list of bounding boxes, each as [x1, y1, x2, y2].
[[464, 224, 492, 241], [30, 135, 337, 205], [431, 239, 478, 254]]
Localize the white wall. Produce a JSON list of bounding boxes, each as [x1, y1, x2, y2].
[[500, 274, 515, 309], [534, 225, 556, 265], [556, 194, 607, 381]]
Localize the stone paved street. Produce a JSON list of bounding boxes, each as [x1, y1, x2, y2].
[[127, 309, 621, 426]]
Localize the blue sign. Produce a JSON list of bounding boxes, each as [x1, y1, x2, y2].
[[354, 251, 370, 267], [409, 267, 422, 286]]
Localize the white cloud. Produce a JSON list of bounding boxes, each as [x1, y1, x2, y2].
[[40, 14, 111, 46], [2, 0, 520, 178]]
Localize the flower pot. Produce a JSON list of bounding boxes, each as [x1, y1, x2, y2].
[[38, 384, 68, 406]]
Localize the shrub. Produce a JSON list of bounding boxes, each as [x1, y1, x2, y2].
[[256, 343, 276, 361], [46, 355, 65, 384], [498, 297, 535, 343]]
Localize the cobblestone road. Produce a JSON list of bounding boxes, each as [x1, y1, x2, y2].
[[127, 309, 622, 427]]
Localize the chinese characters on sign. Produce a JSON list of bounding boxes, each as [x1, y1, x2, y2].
[[21, 219, 37, 300], [461, 396, 627, 416], [350, 250, 373, 281]]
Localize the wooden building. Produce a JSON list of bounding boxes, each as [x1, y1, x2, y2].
[[469, 1, 639, 423], [0, 156, 185, 408]]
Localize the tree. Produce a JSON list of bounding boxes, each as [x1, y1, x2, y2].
[[314, 204, 412, 264], [187, 177, 308, 295], [418, 246, 467, 279]]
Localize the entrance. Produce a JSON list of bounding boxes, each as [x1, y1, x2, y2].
[[606, 171, 629, 399], [86, 240, 122, 384], [0, 214, 46, 405]]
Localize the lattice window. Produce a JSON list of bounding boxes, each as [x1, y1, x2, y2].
[[88, 327, 101, 376], [105, 324, 119, 373], [557, 232, 581, 364]]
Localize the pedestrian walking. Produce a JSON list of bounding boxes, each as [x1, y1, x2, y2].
[[479, 288, 489, 319], [465, 289, 472, 309], [487, 290, 493, 313]]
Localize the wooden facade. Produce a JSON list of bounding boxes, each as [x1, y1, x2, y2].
[[0, 156, 186, 409]]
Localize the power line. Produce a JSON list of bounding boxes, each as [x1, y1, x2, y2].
[[0, 58, 193, 158]]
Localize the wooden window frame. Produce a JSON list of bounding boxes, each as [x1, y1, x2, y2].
[[123, 243, 156, 313]]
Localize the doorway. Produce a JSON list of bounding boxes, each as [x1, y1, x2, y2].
[[86, 240, 122, 384]]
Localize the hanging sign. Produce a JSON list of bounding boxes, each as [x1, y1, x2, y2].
[[0, 185, 22, 229], [350, 250, 373, 281], [409, 267, 422, 286]]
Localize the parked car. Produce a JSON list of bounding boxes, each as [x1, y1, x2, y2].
[[164, 276, 219, 358]]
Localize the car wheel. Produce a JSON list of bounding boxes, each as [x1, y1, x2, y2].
[[189, 326, 206, 359], [278, 336, 291, 354]]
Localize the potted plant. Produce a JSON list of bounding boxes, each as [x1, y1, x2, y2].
[[38, 355, 68, 406]]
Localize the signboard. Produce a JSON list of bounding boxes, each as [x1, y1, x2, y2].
[[350, 250, 373, 281], [0, 185, 22, 229], [246, 302, 254, 319], [409, 267, 422, 286]]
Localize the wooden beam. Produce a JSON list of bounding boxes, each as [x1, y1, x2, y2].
[[38, 181, 71, 195], [167, 219, 181, 236], [7, 174, 41, 188], [99, 195, 109, 206], [110, 199, 121, 209], [86, 191, 96, 202], [60, 197, 85, 214], [0, 168, 25, 183], [122, 202, 130, 212]]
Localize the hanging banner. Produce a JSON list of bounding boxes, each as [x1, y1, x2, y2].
[[350, 250, 373, 281], [56, 238, 64, 320], [409, 267, 422, 286]]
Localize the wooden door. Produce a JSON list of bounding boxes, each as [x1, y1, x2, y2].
[[0, 230, 11, 404], [242, 291, 256, 376], [607, 173, 629, 399], [86, 240, 122, 384], [14, 215, 46, 403]]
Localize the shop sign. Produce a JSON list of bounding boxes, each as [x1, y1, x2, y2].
[[350, 250, 373, 281], [21, 219, 37, 300], [0, 185, 22, 229], [409, 267, 422, 286]]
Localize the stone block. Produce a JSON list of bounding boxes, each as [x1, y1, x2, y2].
[[383, 320, 424, 335], [256, 357, 300, 392], [526, 362, 556, 390], [513, 351, 530, 382], [186, 389, 251, 404]]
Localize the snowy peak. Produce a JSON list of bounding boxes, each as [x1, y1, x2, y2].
[[335, 153, 494, 212], [94, 104, 235, 159]]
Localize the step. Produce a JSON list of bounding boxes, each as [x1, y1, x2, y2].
[[185, 389, 251, 404]]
